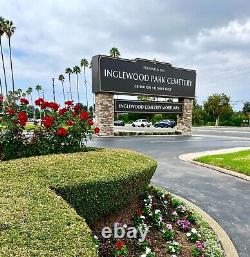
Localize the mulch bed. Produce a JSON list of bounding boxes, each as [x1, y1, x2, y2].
[[91, 188, 202, 257]]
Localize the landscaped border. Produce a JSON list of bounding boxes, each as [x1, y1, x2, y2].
[[114, 131, 182, 136], [179, 147, 250, 182], [170, 192, 238, 257]]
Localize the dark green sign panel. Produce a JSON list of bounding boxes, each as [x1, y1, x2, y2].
[[92, 55, 196, 98]]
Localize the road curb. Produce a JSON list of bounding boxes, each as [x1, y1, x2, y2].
[[179, 147, 250, 182], [171, 193, 239, 257]]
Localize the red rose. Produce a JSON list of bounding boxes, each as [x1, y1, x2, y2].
[[80, 111, 89, 120], [35, 98, 44, 106], [66, 120, 74, 126], [65, 100, 73, 106], [48, 102, 59, 111], [42, 116, 54, 128], [73, 104, 81, 112], [87, 119, 94, 126], [0, 95, 4, 102], [18, 112, 28, 122], [20, 98, 29, 105], [115, 240, 125, 250], [58, 108, 68, 115], [19, 120, 26, 127], [56, 127, 68, 136], [7, 108, 16, 115], [41, 101, 49, 109], [94, 127, 100, 134]]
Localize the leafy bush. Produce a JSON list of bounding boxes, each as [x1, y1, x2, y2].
[[0, 96, 100, 160], [0, 148, 157, 256]]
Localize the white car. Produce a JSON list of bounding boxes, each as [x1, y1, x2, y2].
[[132, 119, 152, 127]]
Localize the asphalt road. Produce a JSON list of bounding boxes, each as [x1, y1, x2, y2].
[[89, 127, 250, 257]]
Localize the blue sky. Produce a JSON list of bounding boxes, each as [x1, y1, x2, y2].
[[1, 0, 250, 110]]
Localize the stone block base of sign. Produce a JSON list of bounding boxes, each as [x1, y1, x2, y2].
[[95, 92, 114, 136], [176, 98, 193, 133]]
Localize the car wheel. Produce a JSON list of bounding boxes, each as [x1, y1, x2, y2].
[[132, 124, 135, 127], [141, 124, 145, 127]]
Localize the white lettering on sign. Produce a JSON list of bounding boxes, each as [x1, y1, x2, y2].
[[104, 69, 192, 87]]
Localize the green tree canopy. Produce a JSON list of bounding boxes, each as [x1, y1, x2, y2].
[[204, 93, 232, 126]]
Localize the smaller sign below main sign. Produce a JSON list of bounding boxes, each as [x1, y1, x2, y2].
[[115, 99, 183, 114]]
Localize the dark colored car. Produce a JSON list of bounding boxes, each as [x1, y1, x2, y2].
[[154, 119, 176, 128], [114, 120, 125, 126]]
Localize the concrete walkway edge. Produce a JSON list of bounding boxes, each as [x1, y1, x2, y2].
[[179, 147, 250, 182]]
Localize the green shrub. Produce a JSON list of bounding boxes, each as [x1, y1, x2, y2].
[[0, 148, 157, 257]]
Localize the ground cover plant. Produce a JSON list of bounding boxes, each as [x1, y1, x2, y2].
[[195, 150, 250, 176], [0, 149, 157, 256], [92, 187, 225, 257]]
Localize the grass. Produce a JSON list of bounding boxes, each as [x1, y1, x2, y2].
[[0, 148, 157, 257], [195, 149, 250, 176]]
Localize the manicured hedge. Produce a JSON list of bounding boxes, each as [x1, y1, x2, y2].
[[0, 148, 157, 257]]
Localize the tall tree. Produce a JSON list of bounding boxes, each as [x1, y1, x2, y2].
[[58, 74, 66, 104], [35, 84, 42, 98], [0, 17, 8, 95], [243, 102, 250, 126], [0, 77, 2, 95], [80, 58, 89, 107], [109, 47, 120, 58], [5, 20, 16, 92], [65, 67, 73, 101], [73, 65, 81, 103], [204, 94, 231, 127]]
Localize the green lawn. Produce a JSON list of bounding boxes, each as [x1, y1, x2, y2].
[[195, 150, 250, 176]]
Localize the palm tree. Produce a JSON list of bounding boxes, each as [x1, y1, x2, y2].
[[58, 74, 66, 104], [5, 20, 16, 92], [35, 84, 42, 97], [109, 47, 120, 58], [65, 67, 73, 101], [26, 87, 33, 103], [0, 78, 2, 95], [73, 65, 81, 103], [0, 17, 8, 95], [80, 58, 89, 107]]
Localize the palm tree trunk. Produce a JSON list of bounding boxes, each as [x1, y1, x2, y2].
[[62, 81, 66, 104], [76, 74, 80, 103], [8, 37, 15, 92], [84, 67, 88, 107], [215, 116, 219, 127], [0, 37, 8, 95], [52, 78, 56, 102], [68, 74, 73, 101], [0, 78, 2, 95]]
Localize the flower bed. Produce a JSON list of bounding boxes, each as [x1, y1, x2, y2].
[[91, 186, 224, 257], [0, 149, 157, 256]]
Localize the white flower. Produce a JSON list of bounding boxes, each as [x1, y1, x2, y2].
[[93, 235, 98, 239], [146, 247, 151, 254], [186, 232, 191, 237], [140, 215, 145, 219], [155, 209, 161, 214], [123, 224, 127, 228], [140, 254, 146, 257], [191, 228, 197, 233]]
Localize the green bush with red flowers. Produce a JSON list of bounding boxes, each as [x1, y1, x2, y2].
[[0, 96, 100, 160]]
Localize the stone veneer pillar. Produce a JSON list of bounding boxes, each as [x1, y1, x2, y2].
[[177, 98, 193, 133], [95, 92, 114, 136]]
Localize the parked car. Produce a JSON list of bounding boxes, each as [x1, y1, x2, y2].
[[154, 119, 176, 128], [114, 120, 125, 126], [132, 119, 152, 127]]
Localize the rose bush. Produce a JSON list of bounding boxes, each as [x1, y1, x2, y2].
[[0, 96, 100, 160]]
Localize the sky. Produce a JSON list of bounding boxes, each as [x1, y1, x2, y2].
[[1, 0, 250, 110]]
